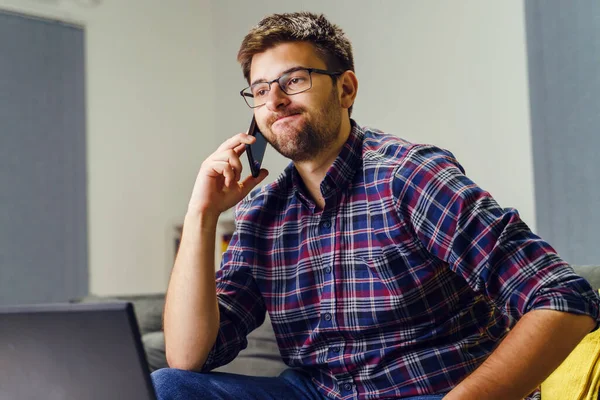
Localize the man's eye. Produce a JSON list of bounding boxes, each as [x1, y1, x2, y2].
[[288, 77, 305, 86], [254, 89, 268, 97]]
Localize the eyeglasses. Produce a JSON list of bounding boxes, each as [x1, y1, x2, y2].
[[240, 67, 343, 108]]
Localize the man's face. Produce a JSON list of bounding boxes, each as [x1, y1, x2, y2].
[[249, 41, 343, 162]]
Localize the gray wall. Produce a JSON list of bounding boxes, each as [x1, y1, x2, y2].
[[525, 0, 600, 265], [0, 11, 88, 305]]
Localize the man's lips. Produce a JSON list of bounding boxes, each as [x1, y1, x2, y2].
[[272, 113, 301, 126]]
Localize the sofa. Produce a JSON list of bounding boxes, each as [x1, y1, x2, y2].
[[71, 293, 288, 376], [73, 265, 600, 383]]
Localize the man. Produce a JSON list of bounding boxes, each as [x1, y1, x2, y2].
[[151, 12, 600, 400]]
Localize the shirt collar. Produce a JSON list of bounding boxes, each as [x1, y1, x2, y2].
[[290, 119, 364, 203]]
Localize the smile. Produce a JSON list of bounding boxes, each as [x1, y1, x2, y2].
[[274, 114, 301, 125]]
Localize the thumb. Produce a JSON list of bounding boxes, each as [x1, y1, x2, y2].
[[239, 169, 269, 198]]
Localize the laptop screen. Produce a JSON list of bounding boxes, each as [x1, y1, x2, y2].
[[0, 302, 157, 400]]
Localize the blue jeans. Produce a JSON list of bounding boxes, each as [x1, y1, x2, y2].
[[151, 367, 446, 400]]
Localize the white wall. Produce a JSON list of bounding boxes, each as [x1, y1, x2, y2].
[[0, 0, 216, 295], [0, 0, 535, 295], [211, 0, 536, 226]]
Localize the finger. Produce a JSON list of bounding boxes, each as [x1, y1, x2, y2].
[[233, 142, 247, 156], [228, 154, 243, 183], [208, 160, 228, 174], [212, 149, 239, 162], [222, 164, 236, 187], [238, 169, 269, 198], [212, 150, 243, 181], [216, 132, 255, 153], [208, 160, 233, 180]]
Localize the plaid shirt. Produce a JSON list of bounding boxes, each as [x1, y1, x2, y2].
[[203, 121, 600, 399]]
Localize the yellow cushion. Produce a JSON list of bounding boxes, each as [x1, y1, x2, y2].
[[541, 292, 600, 399]]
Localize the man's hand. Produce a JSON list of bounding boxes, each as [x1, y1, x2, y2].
[[164, 133, 269, 371], [187, 132, 269, 218]]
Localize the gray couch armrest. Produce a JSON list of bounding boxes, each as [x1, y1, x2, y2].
[[572, 265, 600, 291]]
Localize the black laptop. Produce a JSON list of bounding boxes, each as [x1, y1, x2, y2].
[[0, 302, 157, 400]]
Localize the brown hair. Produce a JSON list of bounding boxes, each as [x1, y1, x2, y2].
[[238, 12, 354, 111]]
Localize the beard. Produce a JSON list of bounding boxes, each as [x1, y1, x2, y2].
[[263, 87, 342, 162]]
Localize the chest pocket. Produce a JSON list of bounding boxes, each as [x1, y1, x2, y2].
[[354, 245, 448, 320]]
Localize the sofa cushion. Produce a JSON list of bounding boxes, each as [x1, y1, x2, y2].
[[142, 331, 168, 372], [141, 313, 287, 377], [214, 313, 287, 376], [70, 293, 165, 336], [572, 265, 600, 290]]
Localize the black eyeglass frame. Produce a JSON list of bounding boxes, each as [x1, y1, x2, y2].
[[240, 67, 343, 108]]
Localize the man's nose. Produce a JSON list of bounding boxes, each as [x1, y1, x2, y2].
[[265, 83, 291, 111]]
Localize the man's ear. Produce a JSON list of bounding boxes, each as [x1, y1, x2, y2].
[[339, 71, 358, 110]]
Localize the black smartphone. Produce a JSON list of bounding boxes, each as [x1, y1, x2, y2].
[[245, 116, 268, 178]]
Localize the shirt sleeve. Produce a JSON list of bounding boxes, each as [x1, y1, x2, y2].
[[393, 144, 600, 328], [200, 229, 266, 372]]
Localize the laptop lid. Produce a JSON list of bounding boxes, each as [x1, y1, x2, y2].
[[0, 302, 157, 400]]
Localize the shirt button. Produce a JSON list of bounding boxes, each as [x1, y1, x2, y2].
[[323, 313, 332, 321], [343, 383, 352, 391], [321, 220, 331, 229], [325, 266, 332, 273], [331, 346, 340, 353]]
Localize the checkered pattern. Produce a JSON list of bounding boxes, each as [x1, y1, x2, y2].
[[202, 121, 600, 400]]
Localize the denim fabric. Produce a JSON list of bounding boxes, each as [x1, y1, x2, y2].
[[151, 368, 324, 400], [150, 367, 446, 400]]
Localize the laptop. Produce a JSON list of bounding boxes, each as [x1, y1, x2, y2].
[[0, 302, 157, 400]]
